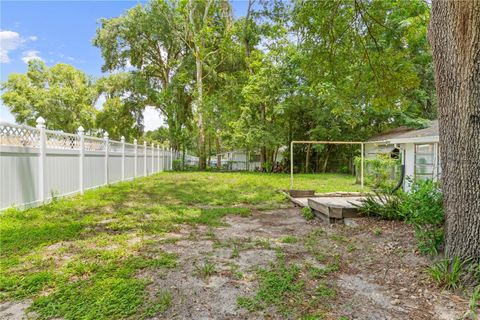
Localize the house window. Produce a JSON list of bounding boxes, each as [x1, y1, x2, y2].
[[415, 143, 435, 180]]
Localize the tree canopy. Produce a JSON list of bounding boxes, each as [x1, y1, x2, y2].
[[2, 0, 436, 169], [1, 60, 98, 132]]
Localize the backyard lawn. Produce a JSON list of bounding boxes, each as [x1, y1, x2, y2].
[[0, 172, 468, 319]]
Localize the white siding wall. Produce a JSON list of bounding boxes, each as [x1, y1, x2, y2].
[[403, 143, 415, 191]]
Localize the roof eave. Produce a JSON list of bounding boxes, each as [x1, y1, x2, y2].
[[388, 135, 439, 144]]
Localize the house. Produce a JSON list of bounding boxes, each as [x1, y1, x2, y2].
[[213, 150, 250, 171], [365, 120, 440, 191], [213, 147, 286, 171]]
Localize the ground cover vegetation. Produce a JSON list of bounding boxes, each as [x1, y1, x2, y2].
[[0, 172, 363, 319], [1, 172, 474, 319]]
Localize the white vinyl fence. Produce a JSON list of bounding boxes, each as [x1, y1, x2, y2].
[[0, 117, 179, 211]]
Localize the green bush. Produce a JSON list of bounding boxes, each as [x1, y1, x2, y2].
[[172, 159, 200, 171], [172, 159, 182, 171], [262, 161, 273, 173], [357, 191, 404, 220], [358, 179, 444, 255], [400, 179, 444, 255], [355, 154, 400, 191]]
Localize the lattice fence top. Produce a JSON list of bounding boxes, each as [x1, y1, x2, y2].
[[109, 141, 123, 153], [125, 144, 136, 154], [84, 137, 106, 152], [0, 123, 40, 147], [45, 130, 81, 150], [0, 122, 168, 154]]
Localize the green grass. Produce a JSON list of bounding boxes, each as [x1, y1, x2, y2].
[[196, 261, 216, 279], [237, 259, 304, 314], [280, 235, 298, 244], [302, 207, 315, 220], [0, 171, 360, 319], [145, 291, 172, 317], [315, 281, 336, 298], [428, 257, 465, 289], [307, 262, 340, 279], [236, 253, 338, 317]]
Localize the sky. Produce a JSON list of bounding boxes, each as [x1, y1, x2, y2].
[[0, 0, 251, 131]]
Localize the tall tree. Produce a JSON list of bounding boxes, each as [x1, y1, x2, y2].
[[93, 0, 186, 146], [178, 0, 233, 169], [95, 73, 146, 140], [1, 60, 97, 132], [428, 0, 480, 263]]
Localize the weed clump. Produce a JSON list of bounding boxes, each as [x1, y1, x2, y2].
[[302, 207, 315, 220]]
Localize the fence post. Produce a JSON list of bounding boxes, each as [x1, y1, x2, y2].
[[104, 132, 109, 185], [166, 147, 169, 170], [161, 146, 164, 171], [157, 144, 160, 172], [78, 126, 85, 195], [143, 141, 147, 176], [134, 139, 138, 178], [151, 142, 155, 173], [170, 148, 173, 170], [121, 136, 125, 181], [36, 117, 46, 202]]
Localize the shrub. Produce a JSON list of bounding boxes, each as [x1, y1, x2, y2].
[[358, 179, 444, 255], [357, 191, 404, 220], [354, 154, 400, 191], [262, 161, 273, 173], [400, 179, 444, 255], [172, 159, 182, 171]]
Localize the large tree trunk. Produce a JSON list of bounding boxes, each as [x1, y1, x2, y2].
[[322, 146, 332, 173], [195, 54, 207, 170], [260, 102, 267, 171], [207, 137, 211, 168], [182, 143, 186, 170], [429, 0, 480, 261], [216, 136, 222, 169], [260, 146, 266, 172], [243, 0, 254, 59]]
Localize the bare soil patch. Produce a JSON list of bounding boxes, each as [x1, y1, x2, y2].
[[141, 208, 468, 319]]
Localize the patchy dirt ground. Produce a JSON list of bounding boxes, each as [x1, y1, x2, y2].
[[141, 208, 468, 319], [1, 207, 471, 320]]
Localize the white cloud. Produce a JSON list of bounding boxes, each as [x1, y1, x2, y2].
[[21, 50, 42, 64], [29, 36, 38, 41], [143, 106, 164, 132], [57, 52, 78, 62], [0, 30, 24, 63]]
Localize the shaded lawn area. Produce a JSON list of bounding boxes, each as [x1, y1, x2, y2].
[[0, 172, 362, 319]]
